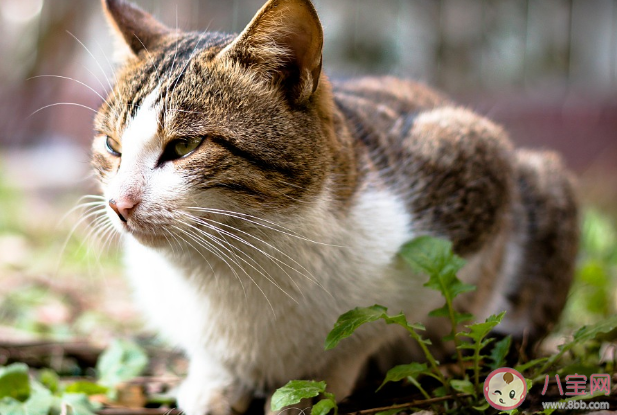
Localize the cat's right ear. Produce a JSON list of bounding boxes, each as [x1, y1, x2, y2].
[[218, 0, 324, 105], [101, 0, 171, 61]]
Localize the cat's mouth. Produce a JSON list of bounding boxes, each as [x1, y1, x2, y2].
[[116, 217, 170, 247], [126, 226, 169, 247]]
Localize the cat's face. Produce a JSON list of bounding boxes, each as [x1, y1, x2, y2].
[[93, 0, 336, 247]]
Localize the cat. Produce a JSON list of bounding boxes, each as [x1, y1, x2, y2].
[[93, 0, 579, 414]]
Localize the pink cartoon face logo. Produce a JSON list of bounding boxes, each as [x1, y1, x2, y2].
[[484, 368, 527, 410]]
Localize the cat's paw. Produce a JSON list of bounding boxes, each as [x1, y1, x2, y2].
[[177, 378, 244, 415]]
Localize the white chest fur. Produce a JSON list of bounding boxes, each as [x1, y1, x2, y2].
[[123, 184, 446, 389]]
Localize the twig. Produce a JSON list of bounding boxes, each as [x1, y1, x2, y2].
[[343, 393, 471, 415]]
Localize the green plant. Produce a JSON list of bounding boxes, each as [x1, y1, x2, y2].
[[0, 339, 148, 415], [273, 236, 617, 415]]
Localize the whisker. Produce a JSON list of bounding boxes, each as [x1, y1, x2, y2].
[[94, 39, 119, 85], [186, 213, 326, 293], [28, 75, 107, 102], [67, 30, 114, 92], [54, 207, 107, 276], [29, 103, 98, 118], [59, 199, 106, 225], [182, 213, 310, 291], [186, 207, 339, 247], [173, 225, 248, 299], [177, 218, 296, 306], [83, 65, 108, 96]]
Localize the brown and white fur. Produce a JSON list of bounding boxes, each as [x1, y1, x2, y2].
[[92, 1, 579, 414]]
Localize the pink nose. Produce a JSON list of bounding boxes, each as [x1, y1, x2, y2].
[[109, 198, 138, 222]]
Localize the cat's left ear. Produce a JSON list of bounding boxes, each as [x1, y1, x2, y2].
[[102, 0, 172, 60], [220, 0, 323, 104]]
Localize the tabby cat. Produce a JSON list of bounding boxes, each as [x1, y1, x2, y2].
[[93, 0, 579, 414]]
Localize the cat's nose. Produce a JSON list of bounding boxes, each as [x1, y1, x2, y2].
[[109, 198, 137, 223]]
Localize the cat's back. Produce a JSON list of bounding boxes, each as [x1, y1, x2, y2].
[[332, 76, 450, 143]]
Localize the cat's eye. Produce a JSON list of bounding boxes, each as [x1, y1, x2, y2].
[[105, 136, 122, 156], [160, 137, 204, 163]]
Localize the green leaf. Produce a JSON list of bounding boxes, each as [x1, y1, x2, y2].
[[325, 306, 388, 350], [473, 401, 490, 411], [488, 336, 511, 371], [381, 313, 426, 334], [433, 386, 448, 397], [96, 339, 148, 388], [0, 384, 53, 415], [311, 398, 337, 415], [0, 363, 31, 402], [65, 381, 108, 395], [514, 357, 548, 373], [325, 306, 426, 350], [38, 369, 59, 395], [399, 236, 466, 277], [571, 315, 617, 344], [461, 312, 506, 343], [450, 378, 475, 395], [377, 363, 428, 391], [400, 237, 473, 299], [270, 380, 326, 411]]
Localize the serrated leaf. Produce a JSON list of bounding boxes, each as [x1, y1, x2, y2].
[[462, 312, 506, 343], [450, 378, 475, 395], [399, 236, 466, 277], [311, 398, 337, 415], [0, 363, 31, 402], [400, 236, 474, 304], [325, 306, 425, 350], [96, 339, 148, 388], [377, 363, 428, 391], [271, 381, 326, 411], [382, 313, 425, 333], [488, 336, 511, 371], [325, 306, 388, 350], [0, 384, 53, 415], [571, 315, 617, 344], [65, 381, 108, 395], [423, 265, 474, 300]]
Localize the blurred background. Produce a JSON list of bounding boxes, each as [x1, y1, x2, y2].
[[0, 0, 615, 346]]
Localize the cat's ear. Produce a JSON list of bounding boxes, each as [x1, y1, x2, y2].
[[101, 0, 171, 60], [220, 0, 324, 104]]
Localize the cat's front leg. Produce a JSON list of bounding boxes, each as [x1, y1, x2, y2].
[[177, 355, 251, 415]]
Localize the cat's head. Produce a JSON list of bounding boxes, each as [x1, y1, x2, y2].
[[93, 0, 345, 247]]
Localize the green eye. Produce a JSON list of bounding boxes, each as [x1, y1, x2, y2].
[[105, 136, 122, 156], [160, 137, 203, 162]]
